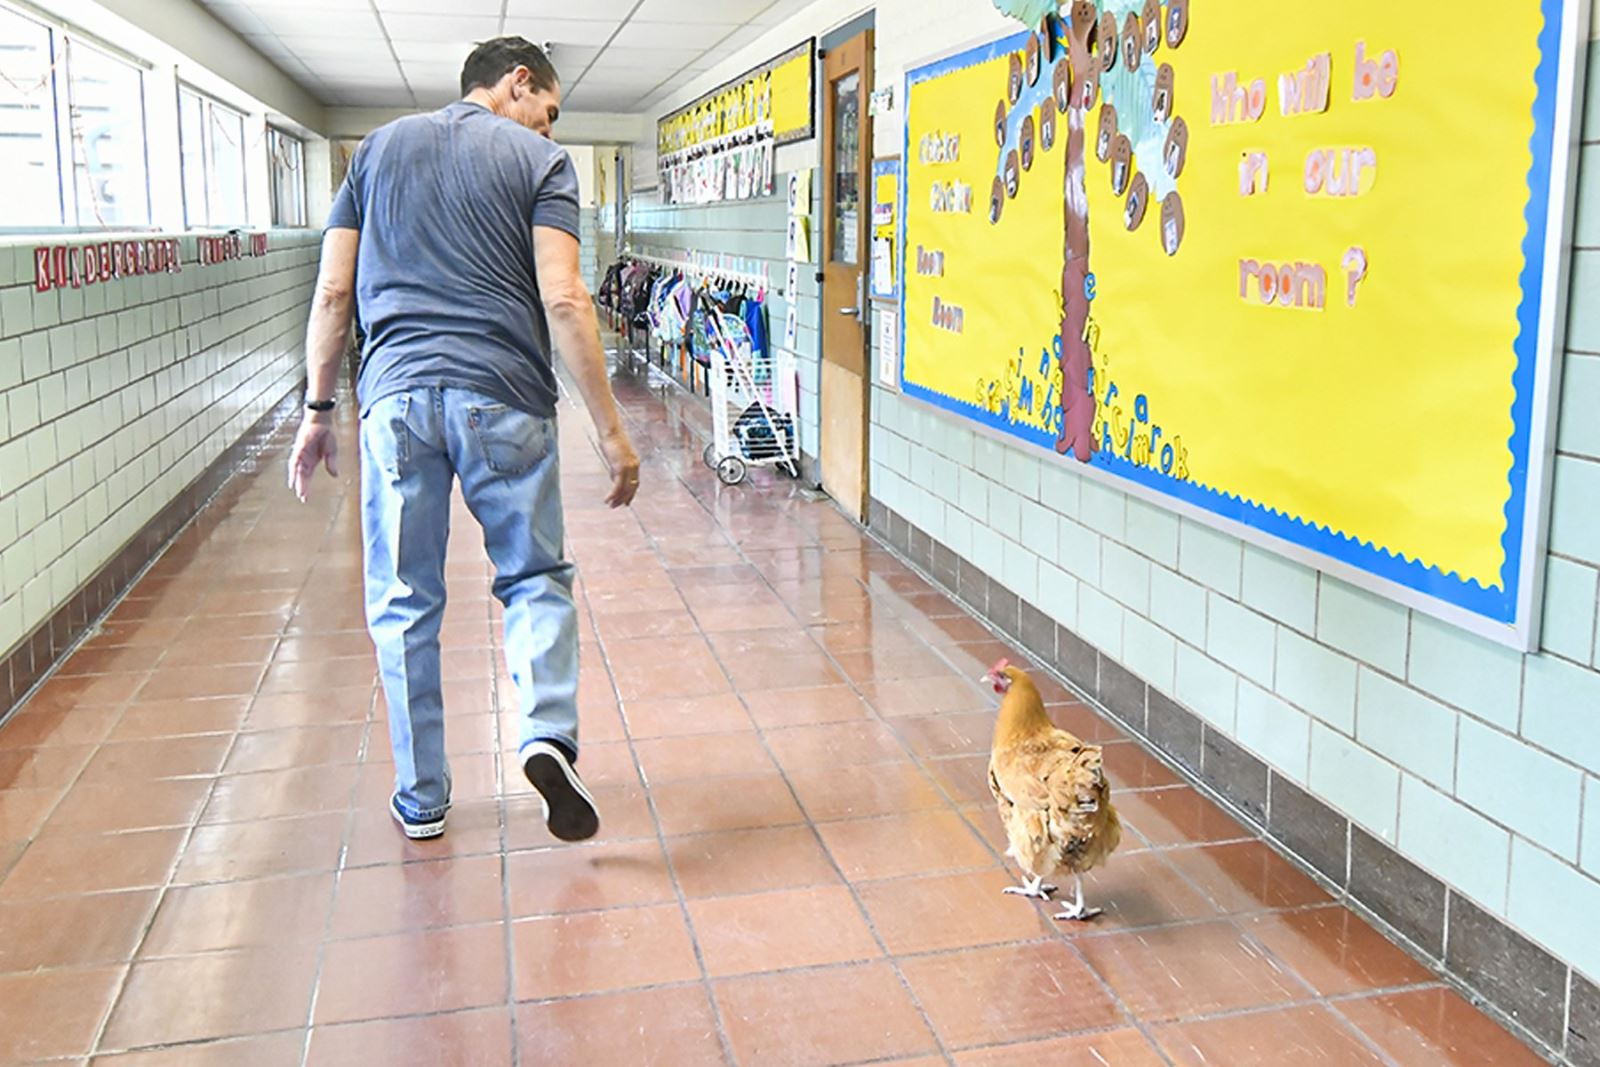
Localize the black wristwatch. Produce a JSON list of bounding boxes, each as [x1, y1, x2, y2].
[[305, 398, 336, 412]]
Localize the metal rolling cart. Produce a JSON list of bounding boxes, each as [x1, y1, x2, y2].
[[702, 310, 798, 486]]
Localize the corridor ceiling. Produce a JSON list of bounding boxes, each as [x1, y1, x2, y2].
[[199, 0, 815, 111]]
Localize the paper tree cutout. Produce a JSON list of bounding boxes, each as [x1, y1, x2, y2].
[[987, 0, 1192, 463]]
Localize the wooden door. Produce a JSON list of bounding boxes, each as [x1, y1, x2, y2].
[[820, 30, 873, 521]]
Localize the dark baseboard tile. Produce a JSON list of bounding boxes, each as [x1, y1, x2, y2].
[[1201, 727, 1268, 827], [1055, 624, 1099, 697], [1017, 601, 1057, 668], [1349, 827, 1447, 959], [1097, 656, 1147, 734], [799, 453, 821, 488], [1572, 971, 1600, 1067], [1145, 688, 1202, 773], [0, 382, 306, 722], [1265, 775, 1351, 887], [1446, 892, 1571, 1053], [931, 542, 961, 598], [866, 499, 1589, 1065]]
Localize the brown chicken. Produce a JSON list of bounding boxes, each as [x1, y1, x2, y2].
[[985, 660, 1121, 920]]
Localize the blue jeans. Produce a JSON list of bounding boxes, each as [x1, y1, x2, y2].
[[360, 386, 579, 821]]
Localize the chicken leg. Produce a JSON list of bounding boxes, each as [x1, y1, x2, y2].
[[1052, 873, 1103, 922], [1003, 873, 1058, 900]]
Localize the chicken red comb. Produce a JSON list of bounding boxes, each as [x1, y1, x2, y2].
[[984, 658, 1012, 692]]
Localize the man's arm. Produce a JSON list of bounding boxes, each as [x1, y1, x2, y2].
[[306, 228, 359, 400], [287, 228, 359, 502], [533, 225, 640, 508]]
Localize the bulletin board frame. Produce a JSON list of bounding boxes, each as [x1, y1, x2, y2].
[[893, 3, 1592, 650]]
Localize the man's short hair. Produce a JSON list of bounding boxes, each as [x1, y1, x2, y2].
[[461, 37, 558, 96]]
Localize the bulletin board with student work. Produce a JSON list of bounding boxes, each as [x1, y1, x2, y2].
[[871, 158, 902, 302], [897, 0, 1590, 648], [656, 39, 817, 206]]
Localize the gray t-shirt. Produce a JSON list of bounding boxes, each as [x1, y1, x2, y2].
[[327, 100, 581, 417]]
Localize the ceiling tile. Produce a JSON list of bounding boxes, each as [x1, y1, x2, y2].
[[630, 0, 771, 22], [381, 12, 502, 40], [254, 8, 380, 36], [505, 0, 635, 17], [272, 34, 380, 59], [223, 0, 373, 9], [546, 45, 602, 71], [334, 87, 414, 107], [390, 39, 483, 63], [752, 0, 813, 23], [610, 20, 740, 51], [499, 18, 621, 48], [377, 0, 502, 13], [587, 46, 705, 73], [564, 87, 648, 111], [719, 24, 772, 53], [399, 60, 464, 77], [578, 69, 669, 96]]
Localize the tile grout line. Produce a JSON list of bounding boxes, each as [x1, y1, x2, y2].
[[83, 496, 295, 1060], [576, 518, 743, 1067], [284, 402, 378, 1066], [611, 370, 960, 1061]]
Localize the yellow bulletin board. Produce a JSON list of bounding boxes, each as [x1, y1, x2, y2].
[[871, 158, 901, 302], [657, 39, 816, 159], [899, 1, 1590, 646]]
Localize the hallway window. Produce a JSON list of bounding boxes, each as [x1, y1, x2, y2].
[[268, 126, 306, 227], [179, 85, 248, 227], [62, 37, 151, 228], [0, 4, 151, 229]]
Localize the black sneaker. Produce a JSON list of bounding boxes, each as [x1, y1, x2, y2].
[[521, 741, 600, 842], [390, 794, 447, 840]]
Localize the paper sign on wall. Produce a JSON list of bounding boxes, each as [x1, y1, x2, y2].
[[776, 349, 799, 414], [870, 158, 901, 302], [783, 303, 800, 349], [876, 306, 900, 389], [788, 171, 813, 214], [786, 216, 812, 263]]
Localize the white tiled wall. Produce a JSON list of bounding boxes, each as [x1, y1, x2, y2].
[[0, 233, 320, 657]]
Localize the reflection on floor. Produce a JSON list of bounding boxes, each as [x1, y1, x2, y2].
[[0, 356, 1544, 1065]]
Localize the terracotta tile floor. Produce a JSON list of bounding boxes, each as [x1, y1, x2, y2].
[[0, 357, 1545, 1066]]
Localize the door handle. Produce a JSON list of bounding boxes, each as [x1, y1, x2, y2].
[[838, 306, 861, 316]]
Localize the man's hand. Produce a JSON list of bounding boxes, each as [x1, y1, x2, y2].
[[601, 428, 640, 508], [288, 414, 340, 502]]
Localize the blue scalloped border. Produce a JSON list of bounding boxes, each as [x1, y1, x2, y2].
[[899, 8, 1568, 626]]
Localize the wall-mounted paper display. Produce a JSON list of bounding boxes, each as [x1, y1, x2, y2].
[[788, 170, 813, 214], [877, 305, 900, 389], [657, 39, 816, 205], [898, 1, 1588, 647], [870, 157, 901, 302], [786, 216, 812, 263], [784, 304, 800, 350]]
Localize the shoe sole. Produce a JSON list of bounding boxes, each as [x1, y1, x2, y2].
[[523, 746, 600, 842], [390, 798, 446, 840]]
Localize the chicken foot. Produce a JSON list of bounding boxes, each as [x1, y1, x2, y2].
[[1002, 873, 1058, 900], [1052, 874, 1103, 922]]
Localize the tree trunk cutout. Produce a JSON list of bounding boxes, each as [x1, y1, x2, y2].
[[989, 0, 1190, 465]]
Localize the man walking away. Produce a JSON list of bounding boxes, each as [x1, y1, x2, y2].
[[287, 38, 640, 844]]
